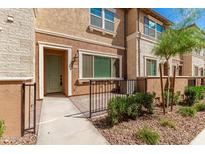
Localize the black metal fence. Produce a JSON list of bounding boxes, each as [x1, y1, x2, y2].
[[21, 83, 36, 136], [89, 79, 146, 117]]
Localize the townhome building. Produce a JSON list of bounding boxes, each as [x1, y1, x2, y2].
[[35, 8, 126, 99], [0, 8, 204, 137], [182, 49, 205, 77], [126, 8, 184, 79]]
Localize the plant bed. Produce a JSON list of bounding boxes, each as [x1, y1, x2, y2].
[[92, 104, 205, 145], [0, 133, 37, 145]]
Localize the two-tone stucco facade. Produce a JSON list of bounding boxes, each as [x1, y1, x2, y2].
[[0, 8, 35, 136], [0, 8, 205, 137]]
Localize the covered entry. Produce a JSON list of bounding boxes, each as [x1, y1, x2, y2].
[[38, 42, 72, 99]]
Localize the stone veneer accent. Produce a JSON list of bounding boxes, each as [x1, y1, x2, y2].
[[0, 9, 35, 78]]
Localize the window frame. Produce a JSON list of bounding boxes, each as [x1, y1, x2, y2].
[[144, 57, 158, 76], [144, 16, 165, 39], [79, 49, 122, 80], [90, 8, 115, 32], [193, 65, 199, 76]]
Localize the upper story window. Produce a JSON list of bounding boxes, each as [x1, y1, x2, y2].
[[144, 16, 165, 39], [90, 8, 114, 32], [156, 23, 164, 39]]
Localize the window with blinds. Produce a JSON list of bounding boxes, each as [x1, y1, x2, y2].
[[146, 59, 157, 76], [82, 54, 120, 78], [144, 16, 165, 39], [90, 8, 114, 32]]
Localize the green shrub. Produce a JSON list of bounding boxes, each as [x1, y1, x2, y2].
[[177, 107, 197, 117], [142, 92, 155, 114], [107, 92, 155, 126], [184, 86, 205, 106], [0, 120, 5, 138], [159, 118, 176, 128], [136, 126, 160, 145], [193, 103, 205, 112], [107, 97, 127, 125], [164, 91, 181, 106], [126, 95, 142, 119]]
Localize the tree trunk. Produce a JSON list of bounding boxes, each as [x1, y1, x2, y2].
[[159, 63, 166, 115], [166, 60, 170, 108]]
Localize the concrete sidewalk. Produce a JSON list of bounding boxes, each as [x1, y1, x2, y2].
[[37, 95, 109, 145], [190, 128, 205, 145]]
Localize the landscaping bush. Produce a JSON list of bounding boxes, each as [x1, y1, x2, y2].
[[193, 103, 205, 112], [141, 92, 155, 114], [0, 120, 5, 139], [126, 95, 142, 119], [107, 97, 127, 125], [107, 92, 155, 126], [136, 126, 160, 145], [177, 107, 197, 117], [159, 118, 176, 128], [164, 91, 181, 106], [184, 86, 205, 106]]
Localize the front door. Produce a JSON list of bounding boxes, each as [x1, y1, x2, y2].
[[46, 55, 63, 93]]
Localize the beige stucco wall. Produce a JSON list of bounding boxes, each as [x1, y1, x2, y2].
[[0, 9, 35, 78], [182, 54, 192, 76], [127, 37, 137, 79], [35, 8, 125, 47], [127, 9, 137, 35]]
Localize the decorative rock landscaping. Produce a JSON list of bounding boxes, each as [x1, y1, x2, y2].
[[0, 133, 36, 145], [92, 104, 205, 145]]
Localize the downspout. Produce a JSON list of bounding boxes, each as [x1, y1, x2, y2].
[[124, 9, 127, 79], [137, 8, 141, 77]]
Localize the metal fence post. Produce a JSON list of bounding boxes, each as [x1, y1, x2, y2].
[[33, 83, 36, 134], [89, 80, 92, 118], [21, 83, 25, 136]]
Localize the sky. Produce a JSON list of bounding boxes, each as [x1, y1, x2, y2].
[[153, 8, 205, 30]]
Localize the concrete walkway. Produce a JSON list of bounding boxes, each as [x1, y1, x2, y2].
[[37, 95, 109, 145], [190, 128, 205, 145]]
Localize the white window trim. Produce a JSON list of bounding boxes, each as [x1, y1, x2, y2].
[[193, 64, 199, 76], [89, 8, 115, 33], [79, 49, 122, 80], [144, 57, 158, 77], [144, 16, 164, 39]]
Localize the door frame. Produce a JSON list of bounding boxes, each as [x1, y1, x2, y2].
[[38, 41, 72, 99]]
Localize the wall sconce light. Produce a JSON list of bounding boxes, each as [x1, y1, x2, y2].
[[7, 15, 14, 23], [0, 27, 2, 32]]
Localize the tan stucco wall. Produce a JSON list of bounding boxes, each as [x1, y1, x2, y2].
[[0, 81, 23, 137], [35, 32, 126, 98], [0, 9, 35, 78], [145, 77, 188, 100], [182, 54, 192, 76], [35, 8, 125, 48], [127, 38, 137, 79], [127, 9, 137, 35]]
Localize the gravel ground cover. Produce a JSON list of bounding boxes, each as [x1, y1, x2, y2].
[[92, 105, 205, 145], [0, 133, 36, 145]]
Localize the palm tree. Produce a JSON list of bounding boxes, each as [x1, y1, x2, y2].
[[153, 26, 205, 109]]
